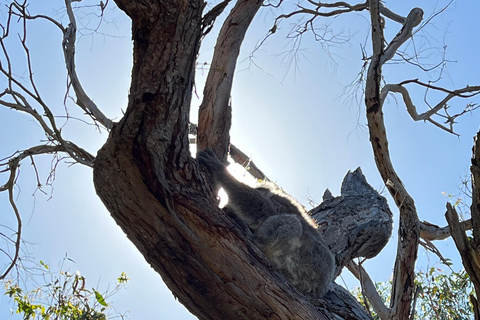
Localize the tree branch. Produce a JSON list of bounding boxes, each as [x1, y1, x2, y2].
[[365, 3, 423, 319], [229, 144, 269, 181], [0, 157, 21, 280], [348, 260, 391, 319], [63, 0, 113, 129], [0, 2, 96, 167], [381, 82, 480, 134], [197, 0, 263, 161], [419, 219, 473, 241], [0, 89, 55, 138], [446, 129, 480, 318], [380, 8, 423, 65], [201, 0, 233, 36], [0, 144, 73, 279]]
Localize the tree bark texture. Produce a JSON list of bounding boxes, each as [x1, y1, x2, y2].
[[93, 1, 323, 319], [446, 129, 480, 320], [93, 1, 384, 319], [312, 168, 393, 277], [365, 2, 420, 319], [197, 0, 263, 162]]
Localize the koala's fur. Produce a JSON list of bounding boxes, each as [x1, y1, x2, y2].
[[198, 149, 335, 299]]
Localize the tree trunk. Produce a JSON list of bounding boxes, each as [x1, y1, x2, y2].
[[93, 1, 374, 319]]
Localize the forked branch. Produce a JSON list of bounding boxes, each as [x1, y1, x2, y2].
[[0, 0, 100, 278], [381, 82, 480, 134], [365, 2, 422, 319]]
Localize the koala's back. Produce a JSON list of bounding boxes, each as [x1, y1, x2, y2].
[[252, 185, 335, 298]]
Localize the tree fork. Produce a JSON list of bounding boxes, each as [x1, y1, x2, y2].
[[94, 1, 324, 319]]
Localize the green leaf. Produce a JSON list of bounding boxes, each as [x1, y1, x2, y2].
[[39, 260, 49, 270], [117, 272, 129, 284], [93, 290, 108, 307]]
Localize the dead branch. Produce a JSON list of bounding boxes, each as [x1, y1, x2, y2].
[[381, 82, 480, 134], [0, 145, 60, 279], [274, 0, 408, 27], [0, 89, 55, 138], [419, 219, 473, 241], [0, 142, 93, 277], [0, 157, 21, 280], [445, 129, 480, 318], [201, 0, 233, 36], [365, 2, 423, 318], [0, 2, 97, 167], [63, 0, 113, 129], [229, 144, 269, 181], [7, 0, 113, 129], [380, 8, 423, 65], [348, 260, 391, 319]]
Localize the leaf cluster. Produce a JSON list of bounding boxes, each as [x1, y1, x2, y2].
[[353, 268, 475, 320], [2, 261, 129, 320]]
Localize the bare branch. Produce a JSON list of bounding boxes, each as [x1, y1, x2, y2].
[[419, 219, 473, 241], [381, 82, 480, 134], [197, 0, 263, 161], [419, 238, 452, 267], [446, 203, 480, 295], [0, 89, 55, 138], [229, 144, 269, 181], [348, 260, 391, 319], [0, 2, 98, 167], [63, 0, 113, 129], [0, 157, 21, 280], [365, 3, 422, 318], [274, 0, 407, 27], [201, 0, 233, 36], [380, 8, 423, 65], [0, 142, 93, 277], [275, 1, 368, 22]]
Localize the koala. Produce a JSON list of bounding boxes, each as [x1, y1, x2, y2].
[[197, 149, 335, 299]]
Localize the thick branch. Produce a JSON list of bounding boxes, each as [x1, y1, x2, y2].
[[201, 0, 233, 35], [380, 8, 423, 65], [197, 0, 263, 162]]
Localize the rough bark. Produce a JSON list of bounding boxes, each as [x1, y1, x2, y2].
[[445, 129, 480, 320], [197, 0, 263, 162], [94, 1, 322, 319], [311, 168, 393, 277]]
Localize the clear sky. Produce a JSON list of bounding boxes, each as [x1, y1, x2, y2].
[[0, 0, 479, 319]]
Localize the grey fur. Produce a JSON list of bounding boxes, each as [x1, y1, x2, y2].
[[198, 149, 335, 299]]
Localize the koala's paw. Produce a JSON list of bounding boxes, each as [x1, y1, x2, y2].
[[197, 148, 225, 173]]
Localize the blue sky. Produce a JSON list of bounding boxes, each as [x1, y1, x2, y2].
[[0, 0, 479, 319]]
